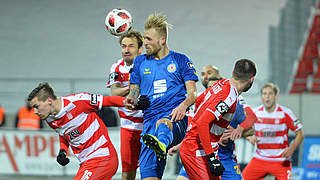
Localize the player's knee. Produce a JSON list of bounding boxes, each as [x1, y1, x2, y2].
[[156, 119, 173, 130]]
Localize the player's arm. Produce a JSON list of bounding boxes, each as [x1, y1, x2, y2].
[[242, 127, 255, 137], [282, 129, 304, 158], [239, 106, 257, 130], [125, 84, 140, 110], [170, 80, 197, 122], [102, 96, 126, 107], [110, 83, 130, 97], [57, 135, 70, 166]]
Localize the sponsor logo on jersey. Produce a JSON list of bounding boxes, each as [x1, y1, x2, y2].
[[144, 68, 151, 74], [187, 62, 195, 69], [67, 128, 81, 140], [167, 63, 176, 73]]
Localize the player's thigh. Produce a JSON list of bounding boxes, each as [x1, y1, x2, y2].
[[120, 128, 142, 171], [180, 143, 219, 180], [74, 155, 118, 180], [220, 158, 242, 180], [271, 161, 293, 180], [242, 158, 267, 180]]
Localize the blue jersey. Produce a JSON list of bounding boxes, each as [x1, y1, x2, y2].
[[218, 102, 246, 160], [130, 51, 198, 118]]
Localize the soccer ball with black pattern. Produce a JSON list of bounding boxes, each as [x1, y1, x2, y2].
[[105, 8, 133, 36]]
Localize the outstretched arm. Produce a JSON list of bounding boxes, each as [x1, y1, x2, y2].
[[110, 83, 130, 97], [170, 80, 197, 122]]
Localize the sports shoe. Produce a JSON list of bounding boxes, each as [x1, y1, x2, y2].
[[142, 134, 167, 160]]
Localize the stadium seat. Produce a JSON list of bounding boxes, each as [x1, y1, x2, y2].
[[296, 59, 314, 75], [289, 74, 308, 94], [302, 43, 319, 60], [311, 61, 320, 93]]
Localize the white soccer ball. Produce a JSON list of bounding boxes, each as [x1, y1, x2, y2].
[[105, 8, 133, 36]]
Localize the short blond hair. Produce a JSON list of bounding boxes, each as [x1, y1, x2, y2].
[[144, 13, 172, 39], [261, 83, 280, 95]]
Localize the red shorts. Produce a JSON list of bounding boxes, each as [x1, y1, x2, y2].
[[180, 140, 220, 180], [242, 157, 293, 180], [120, 128, 142, 172], [74, 146, 118, 180]]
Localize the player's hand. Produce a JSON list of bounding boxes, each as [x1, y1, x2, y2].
[[230, 125, 243, 141], [168, 143, 181, 156], [56, 149, 70, 166], [246, 135, 258, 145], [282, 146, 295, 158], [124, 97, 135, 110], [134, 95, 150, 110], [218, 132, 230, 146], [169, 103, 188, 122], [206, 152, 225, 176]]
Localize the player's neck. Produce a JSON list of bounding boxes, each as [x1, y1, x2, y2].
[[51, 98, 62, 116], [230, 78, 242, 94], [155, 46, 169, 60], [124, 59, 133, 66], [265, 104, 276, 113]]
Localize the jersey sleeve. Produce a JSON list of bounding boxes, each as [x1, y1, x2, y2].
[[130, 56, 142, 85], [106, 63, 119, 88], [284, 107, 303, 132], [175, 53, 198, 82], [59, 135, 69, 152], [239, 106, 257, 130]]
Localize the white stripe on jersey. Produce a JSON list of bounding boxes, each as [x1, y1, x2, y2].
[[118, 107, 143, 117], [71, 119, 100, 146], [254, 123, 287, 132], [254, 152, 287, 162], [58, 113, 88, 136], [47, 103, 76, 123], [257, 136, 287, 144], [120, 118, 143, 131], [77, 135, 107, 163], [255, 111, 285, 119], [86, 147, 110, 161]]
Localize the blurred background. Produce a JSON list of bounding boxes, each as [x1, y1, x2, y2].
[[0, 0, 319, 179]]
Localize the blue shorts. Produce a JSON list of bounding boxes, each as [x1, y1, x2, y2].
[[220, 158, 242, 180], [139, 113, 188, 179], [178, 165, 188, 178]]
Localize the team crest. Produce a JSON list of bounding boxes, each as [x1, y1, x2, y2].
[[167, 63, 176, 73]]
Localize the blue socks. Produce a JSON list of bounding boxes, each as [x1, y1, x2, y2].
[[156, 123, 173, 147]]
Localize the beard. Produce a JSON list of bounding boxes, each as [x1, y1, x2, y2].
[[202, 81, 208, 89], [242, 81, 253, 92]]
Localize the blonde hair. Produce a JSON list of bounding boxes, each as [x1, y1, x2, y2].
[[261, 83, 280, 95], [144, 13, 172, 39]]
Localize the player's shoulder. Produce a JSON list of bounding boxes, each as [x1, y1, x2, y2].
[[277, 104, 294, 114], [171, 51, 191, 62], [253, 104, 264, 112], [63, 92, 92, 102], [110, 58, 124, 71]]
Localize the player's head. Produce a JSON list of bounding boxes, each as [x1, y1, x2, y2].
[[260, 83, 279, 110], [232, 59, 256, 92], [144, 13, 172, 56], [27, 82, 57, 120], [201, 65, 221, 88], [119, 29, 143, 64]]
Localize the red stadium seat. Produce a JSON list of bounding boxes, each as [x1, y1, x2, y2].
[[289, 74, 308, 94], [296, 59, 314, 75], [311, 73, 320, 93], [302, 42, 319, 60]]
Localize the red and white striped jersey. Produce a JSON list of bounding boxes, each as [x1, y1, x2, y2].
[[183, 79, 238, 156], [106, 59, 143, 131], [46, 93, 123, 164], [253, 104, 303, 161]]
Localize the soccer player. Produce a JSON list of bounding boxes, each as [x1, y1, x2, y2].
[[180, 59, 257, 180], [27, 82, 131, 180], [242, 83, 304, 180], [125, 13, 198, 179], [106, 29, 144, 180], [171, 65, 257, 180]]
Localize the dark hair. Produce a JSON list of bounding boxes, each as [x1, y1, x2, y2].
[[208, 76, 223, 82], [232, 59, 256, 81], [261, 83, 280, 95], [119, 29, 143, 49], [27, 82, 57, 102]]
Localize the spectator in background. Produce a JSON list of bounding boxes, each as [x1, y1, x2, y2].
[[0, 105, 5, 127], [15, 102, 42, 130]]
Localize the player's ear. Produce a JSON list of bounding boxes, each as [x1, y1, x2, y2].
[[160, 36, 166, 46], [138, 46, 143, 54]]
